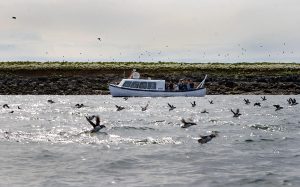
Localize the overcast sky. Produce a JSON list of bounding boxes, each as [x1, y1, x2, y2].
[[1, 0, 300, 63]]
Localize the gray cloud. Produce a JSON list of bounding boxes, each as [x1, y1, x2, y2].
[[0, 0, 299, 62]]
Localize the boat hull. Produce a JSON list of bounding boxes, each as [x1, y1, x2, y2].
[[109, 84, 206, 97]]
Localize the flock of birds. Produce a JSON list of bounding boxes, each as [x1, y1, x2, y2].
[[2, 96, 298, 144], [94, 95, 298, 144], [242, 96, 298, 111], [89, 96, 297, 144], [9, 16, 294, 62]]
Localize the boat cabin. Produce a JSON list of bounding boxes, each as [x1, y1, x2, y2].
[[118, 79, 165, 91]]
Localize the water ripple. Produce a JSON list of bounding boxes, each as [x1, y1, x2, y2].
[[0, 95, 299, 186]]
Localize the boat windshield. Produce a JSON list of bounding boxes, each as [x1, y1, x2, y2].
[[122, 81, 132, 87]]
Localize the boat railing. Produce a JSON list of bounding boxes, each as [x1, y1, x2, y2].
[[196, 74, 207, 89]]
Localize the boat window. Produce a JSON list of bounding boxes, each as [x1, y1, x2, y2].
[[147, 82, 156, 89], [131, 81, 140, 88], [139, 82, 147, 89], [122, 81, 132, 87]]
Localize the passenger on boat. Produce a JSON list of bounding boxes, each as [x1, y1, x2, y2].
[[178, 79, 184, 91], [174, 83, 179, 91], [128, 69, 140, 79], [168, 81, 174, 90], [182, 79, 188, 91], [188, 79, 194, 90]]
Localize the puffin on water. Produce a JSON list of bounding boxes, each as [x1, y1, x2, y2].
[[198, 131, 219, 144]]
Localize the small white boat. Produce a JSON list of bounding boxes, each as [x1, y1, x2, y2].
[[109, 71, 207, 97]]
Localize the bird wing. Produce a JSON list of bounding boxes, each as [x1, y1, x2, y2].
[[230, 109, 235, 114], [168, 103, 172, 108], [85, 116, 96, 128], [236, 109, 240, 114], [95, 116, 100, 126]]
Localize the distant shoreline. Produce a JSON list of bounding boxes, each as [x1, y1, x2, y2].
[[0, 62, 300, 95]]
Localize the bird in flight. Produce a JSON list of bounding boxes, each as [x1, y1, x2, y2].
[[261, 96, 267, 101], [244, 99, 250, 105], [273, 105, 283, 111], [85, 115, 106, 133], [115, 105, 125, 111], [231, 109, 241, 117], [167, 103, 176, 111], [180, 118, 197, 128], [287, 98, 298, 106]]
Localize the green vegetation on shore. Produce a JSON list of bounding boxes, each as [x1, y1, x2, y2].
[[0, 61, 300, 76], [1, 61, 299, 95]]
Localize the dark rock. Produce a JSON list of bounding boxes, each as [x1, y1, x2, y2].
[[224, 81, 237, 88]]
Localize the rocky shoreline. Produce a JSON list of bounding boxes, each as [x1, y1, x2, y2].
[[0, 69, 300, 95]]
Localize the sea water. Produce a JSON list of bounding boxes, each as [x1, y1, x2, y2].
[[0, 95, 299, 187]]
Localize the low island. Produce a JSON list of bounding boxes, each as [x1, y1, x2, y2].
[[0, 62, 299, 95]]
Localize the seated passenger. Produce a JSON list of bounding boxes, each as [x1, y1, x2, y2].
[[178, 79, 184, 91], [188, 79, 194, 90], [182, 79, 188, 91], [173, 83, 179, 91], [168, 82, 174, 90]]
